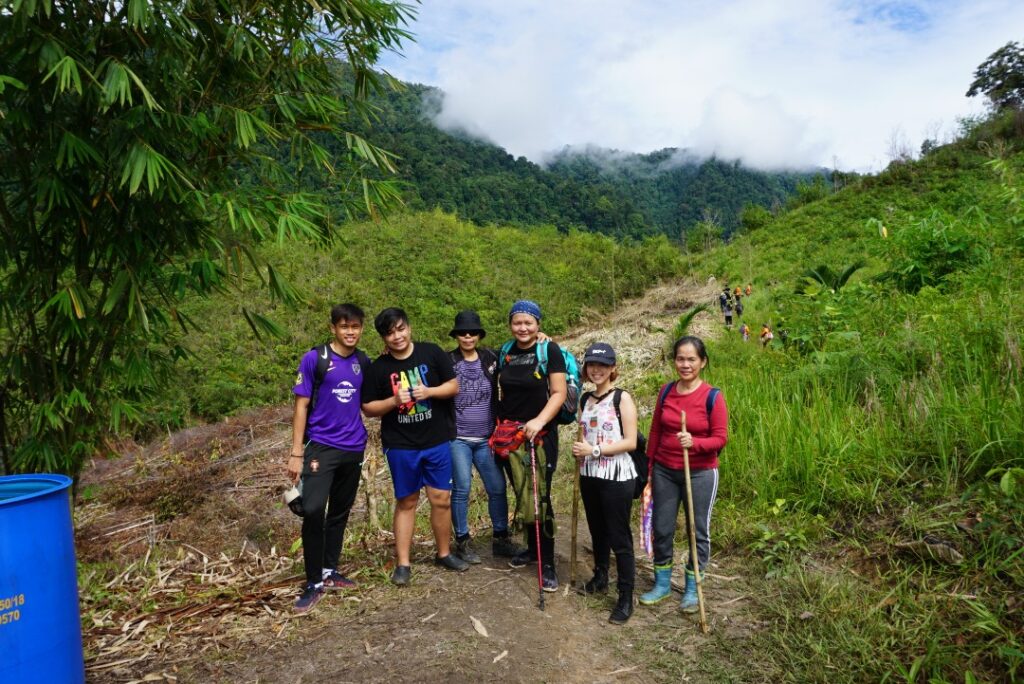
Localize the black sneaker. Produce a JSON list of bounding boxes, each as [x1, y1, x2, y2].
[[508, 548, 535, 569], [435, 554, 470, 572], [541, 565, 559, 593], [454, 537, 482, 564], [492, 535, 524, 558], [390, 565, 412, 586], [294, 582, 324, 613]]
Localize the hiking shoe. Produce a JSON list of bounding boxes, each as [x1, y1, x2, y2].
[[293, 582, 324, 614], [435, 554, 470, 572], [322, 570, 356, 590], [492, 535, 524, 558], [609, 590, 634, 625], [454, 536, 482, 564], [390, 565, 412, 586], [576, 567, 609, 595], [508, 548, 535, 569], [541, 565, 559, 593]]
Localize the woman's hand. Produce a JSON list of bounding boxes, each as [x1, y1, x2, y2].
[[524, 417, 546, 441], [571, 440, 590, 465], [677, 430, 693, 450]]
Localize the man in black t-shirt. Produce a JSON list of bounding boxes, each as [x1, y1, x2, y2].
[[362, 308, 468, 586]]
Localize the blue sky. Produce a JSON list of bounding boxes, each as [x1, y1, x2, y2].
[[377, 1, 1022, 170]]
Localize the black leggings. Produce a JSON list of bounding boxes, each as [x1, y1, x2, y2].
[[579, 475, 635, 592], [301, 442, 363, 584]]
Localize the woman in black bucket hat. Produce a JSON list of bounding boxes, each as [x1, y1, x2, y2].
[[446, 310, 524, 562]]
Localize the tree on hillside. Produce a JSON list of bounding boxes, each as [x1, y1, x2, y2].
[[967, 41, 1024, 110], [0, 0, 415, 481], [685, 209, 724, 253]]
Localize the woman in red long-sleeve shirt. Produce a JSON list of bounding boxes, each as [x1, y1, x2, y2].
[[639, 335, 728, 612]]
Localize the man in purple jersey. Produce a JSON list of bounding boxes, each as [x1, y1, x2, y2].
[[286, 303, 371, 614]]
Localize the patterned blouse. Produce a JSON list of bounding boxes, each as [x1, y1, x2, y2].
[[579, 391, 637, 482]]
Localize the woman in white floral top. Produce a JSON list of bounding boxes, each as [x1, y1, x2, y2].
[[570, 342, 638, 625]]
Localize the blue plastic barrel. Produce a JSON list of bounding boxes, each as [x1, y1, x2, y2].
[[0, 474, 85, 683]]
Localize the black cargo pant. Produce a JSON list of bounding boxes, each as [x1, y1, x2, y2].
[[301, 442, 363, 584], [579, 475, 635, 592]]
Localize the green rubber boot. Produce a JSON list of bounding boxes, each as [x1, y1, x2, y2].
[[639, 564, 673, 605], [679, 570, 700, 613]]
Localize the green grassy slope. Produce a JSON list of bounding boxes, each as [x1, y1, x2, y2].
[[668, 124, 1023, 681]]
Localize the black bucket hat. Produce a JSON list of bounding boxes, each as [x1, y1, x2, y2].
[[449, 310, 486, 339]]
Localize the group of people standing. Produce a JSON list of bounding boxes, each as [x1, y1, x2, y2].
[[285, 300, 728, 627]]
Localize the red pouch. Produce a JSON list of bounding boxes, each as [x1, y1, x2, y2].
[[488, 420, 526, 459]]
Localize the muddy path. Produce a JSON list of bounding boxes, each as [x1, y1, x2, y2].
[[77, 277, 762, 683]]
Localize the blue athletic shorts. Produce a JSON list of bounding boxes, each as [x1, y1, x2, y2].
[[384, 442, 453, 499]]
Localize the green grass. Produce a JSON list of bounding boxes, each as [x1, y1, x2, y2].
[[673, 125, 1024, 681]]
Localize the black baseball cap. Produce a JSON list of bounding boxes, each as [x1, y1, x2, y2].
[[583, 342, 616, 365]]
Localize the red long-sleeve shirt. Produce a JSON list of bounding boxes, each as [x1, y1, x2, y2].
[[646, 381, 728, 471]]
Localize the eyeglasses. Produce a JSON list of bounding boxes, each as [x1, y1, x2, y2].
[[456, 331, 481, 337]]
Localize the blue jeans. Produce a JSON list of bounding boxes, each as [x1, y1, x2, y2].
[[450, 438, 509, 538]]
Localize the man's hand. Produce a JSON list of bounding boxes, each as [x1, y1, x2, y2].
[[411, 384, 430, 401], [286, 453, 303, 483]]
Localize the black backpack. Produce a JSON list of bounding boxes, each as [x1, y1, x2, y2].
[[580, 388, 648, 499]]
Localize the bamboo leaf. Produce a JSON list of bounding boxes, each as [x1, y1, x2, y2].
[[102, 270, 132, 315]]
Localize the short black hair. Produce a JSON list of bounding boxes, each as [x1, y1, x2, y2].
[[374, 307, 409, 337], [673, 335, 709, 363], [331, 303, 365, 326]]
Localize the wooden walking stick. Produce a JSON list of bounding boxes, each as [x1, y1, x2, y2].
[[570, 427, 581, 587], [681, 410, 709, 633]]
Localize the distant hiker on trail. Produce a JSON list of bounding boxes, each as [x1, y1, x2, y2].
[[734, 294, 744, 319], [733, 286, 742, 299], [719, 289, 733, 328], [640, 336, 728, 613], [571, 343, 638, 625], [362, 308, 467, 586], [745, 283, 752, 296], [739, 322, 750, 342], [760, 323, 773, 348], [494, 300, 568, 592], [447, 310, 523, 563], [286, 303, 372, 614]]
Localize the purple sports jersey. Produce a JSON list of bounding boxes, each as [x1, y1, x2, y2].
[[293, 347, 368, 451]]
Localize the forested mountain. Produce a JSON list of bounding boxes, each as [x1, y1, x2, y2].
[[348, 79, 820, 238]]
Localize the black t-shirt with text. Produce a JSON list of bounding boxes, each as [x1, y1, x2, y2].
[[364, 342, 456, 450], [496, 340, 567, 426]]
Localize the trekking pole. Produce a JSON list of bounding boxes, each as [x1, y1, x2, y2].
[[570, 427, 581, 588], [529, 438, 545, 611], [681, 410, 709, 633]]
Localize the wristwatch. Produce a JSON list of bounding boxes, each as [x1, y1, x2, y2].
[[591, 445, 602, 458]]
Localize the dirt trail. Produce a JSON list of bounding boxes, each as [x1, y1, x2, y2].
[[77, 276, 759, 683]]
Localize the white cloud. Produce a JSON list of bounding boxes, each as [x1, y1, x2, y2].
[[378, 1, 1023, 171]]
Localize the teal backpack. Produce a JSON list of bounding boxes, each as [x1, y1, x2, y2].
[[499, 339, 582, 425]]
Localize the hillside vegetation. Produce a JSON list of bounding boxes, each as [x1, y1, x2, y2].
[[663, 115, 1023, 681], [146, 213, 682, 425], [345, 78, 815, 238]]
